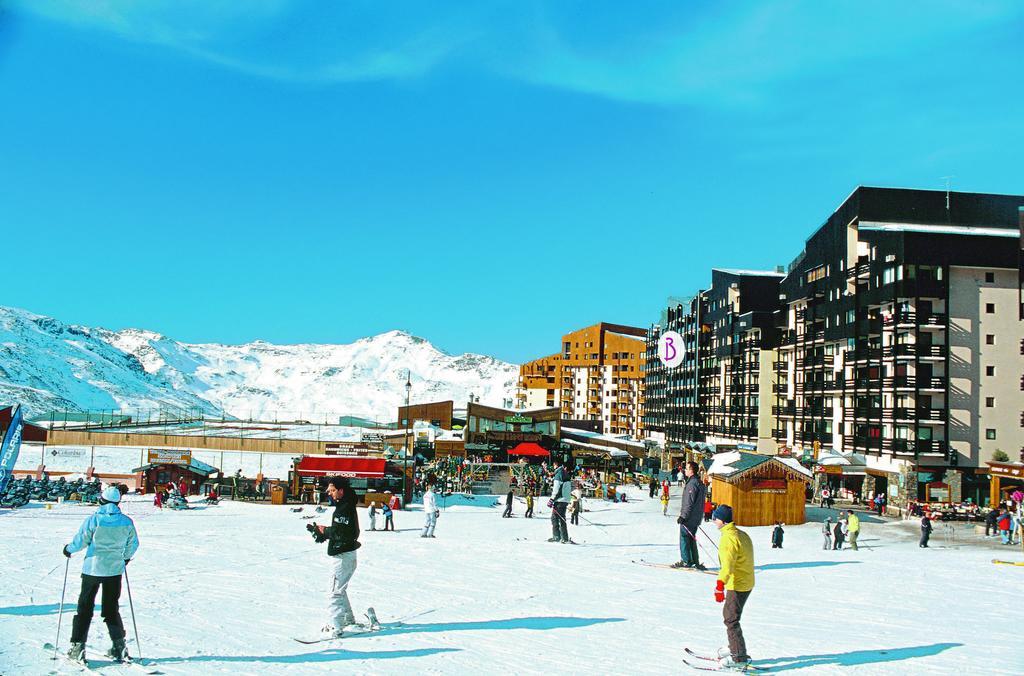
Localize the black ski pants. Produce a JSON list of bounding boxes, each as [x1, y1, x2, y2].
[[502, 503, 513, 518], [551, 502, 569, 541], [570, 508, 579, 525], [723, 590, 751, 661], [71, 574, 126, 643]]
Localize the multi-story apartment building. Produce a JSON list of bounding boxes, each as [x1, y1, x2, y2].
[[644, 270, 783, 454], [518, 323, 647, 437], [774, 187, 1024, 505]]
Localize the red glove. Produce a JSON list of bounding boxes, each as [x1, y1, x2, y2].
[[714, 580, 725, 603]]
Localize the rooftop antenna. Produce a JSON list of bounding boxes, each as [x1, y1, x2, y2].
[[941, 176, 954, 221]]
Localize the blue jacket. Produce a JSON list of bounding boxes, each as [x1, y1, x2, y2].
[[67, 503, 140, 577]]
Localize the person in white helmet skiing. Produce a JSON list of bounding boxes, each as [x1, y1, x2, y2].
[[62, 485, 140, 665]]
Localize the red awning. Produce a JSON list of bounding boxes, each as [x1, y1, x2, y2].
[[508, 442, 550, 457], [296, 456, 386, 478]]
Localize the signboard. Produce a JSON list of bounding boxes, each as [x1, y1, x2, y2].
[[485, 432, 541, 443], [0, 405, 25, 496], [926, 482, 950, 503], [325, 442, 373, 454], [504, 415, 533, 424], [361, 433, 384, 443], [147, 449, 191, 465], [50, 448, 87, 458], [816, 465, 842, 475], [658, 330, 685, 368], [888, 482, 899, 498], [752, 478, 787, 494]]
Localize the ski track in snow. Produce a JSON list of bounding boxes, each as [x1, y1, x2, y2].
[[0, 488, 1020, 675]]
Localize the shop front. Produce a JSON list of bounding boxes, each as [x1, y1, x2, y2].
[[290, 455, 404, 504], [987, 461, 1024, 507], [464, 404, 560, 462], [132, 450, 219, 495]]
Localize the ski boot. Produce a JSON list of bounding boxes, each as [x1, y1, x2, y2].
[[67, 642, 87, 665], [719, 654, 752, 671], [107, 637, 129, 662], [546, 537, 560, 542]]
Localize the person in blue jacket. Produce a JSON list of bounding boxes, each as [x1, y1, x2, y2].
[[62, 485, 140, 665]]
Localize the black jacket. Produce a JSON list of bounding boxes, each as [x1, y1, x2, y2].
[[678, 475, 706, 533], [324, 493, 361, 556]]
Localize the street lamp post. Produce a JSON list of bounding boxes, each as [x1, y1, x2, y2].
[[404, 370, 412, 506]]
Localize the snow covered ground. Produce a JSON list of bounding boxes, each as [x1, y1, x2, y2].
[[1, 486, 1021, 675]]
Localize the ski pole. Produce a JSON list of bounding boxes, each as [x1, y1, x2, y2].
[[52, 557, 70, 661], [698, 525, 719, 550], [124, 567, 142, 662]]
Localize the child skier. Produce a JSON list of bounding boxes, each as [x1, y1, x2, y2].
[[711, 505, 754, 671], [771, 522, 784, 549], [661, 490, 670, 516]]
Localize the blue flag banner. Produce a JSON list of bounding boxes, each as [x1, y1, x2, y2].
[[0, 405, 25, 496]]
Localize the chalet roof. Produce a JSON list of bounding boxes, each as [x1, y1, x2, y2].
[[707, 451, 812, 483]]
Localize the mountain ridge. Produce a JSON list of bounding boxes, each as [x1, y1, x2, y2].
[[0, 305, 518, 422]]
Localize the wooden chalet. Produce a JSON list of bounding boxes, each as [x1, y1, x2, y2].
[[708, 451, 813, 526]]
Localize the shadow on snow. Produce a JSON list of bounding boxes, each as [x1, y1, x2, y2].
[[367, 615, 625, 637], [756, 561, 861, 571], [758, 642, 963, 671], [0, 602, 61, 616], [149, 647, 460, 665]]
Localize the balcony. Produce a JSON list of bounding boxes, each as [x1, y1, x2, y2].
[[857, 318, 883, 335], [919, 376, 947, 390], [854, 407, 882, 419], [916, 407, 945, 422], [846, 262, 870, 281], [773, 404, 797, 417], [917, 312, 946, 328], [854, 347, 882, 361]]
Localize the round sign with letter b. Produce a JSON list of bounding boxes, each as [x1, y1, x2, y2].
[[658, 330, 685, 368]]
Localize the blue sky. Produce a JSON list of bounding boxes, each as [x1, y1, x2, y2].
[[1, 1, 1022, 363]]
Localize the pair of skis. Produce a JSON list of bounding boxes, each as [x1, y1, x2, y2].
[[294, 608, 390, 644], [43, 642, 162, 673], [683, 648, 768, 672], [633, 560, 717, 575]]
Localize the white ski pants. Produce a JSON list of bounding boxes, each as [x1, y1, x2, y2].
[[423, 512, 437, 537], [329, 551, 358, 630]]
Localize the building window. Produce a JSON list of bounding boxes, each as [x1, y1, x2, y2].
[[985, 272, 995, 283], [986, 334, 995, 345], [986, 303, 995, 314], [986, 397, 995, 408], [985, 429, 996, 440], [986, 366, 995, 376]]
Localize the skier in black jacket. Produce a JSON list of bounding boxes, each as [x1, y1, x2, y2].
[[310, 477, 362, 639], [673, 461, 707, 569]]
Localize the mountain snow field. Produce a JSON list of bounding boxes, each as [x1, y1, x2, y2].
[[0, 305, 517, 421], [1, 486, 1020, 675]]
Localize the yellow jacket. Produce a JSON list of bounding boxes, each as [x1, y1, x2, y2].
[[717, 523, 755, 592], [847, 512, 860, 533]]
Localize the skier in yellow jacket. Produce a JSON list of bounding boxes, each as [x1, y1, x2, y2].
[[712, 504, 755, 671]]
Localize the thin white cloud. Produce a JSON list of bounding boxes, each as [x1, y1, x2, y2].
[[12, 0, 1024, 101]]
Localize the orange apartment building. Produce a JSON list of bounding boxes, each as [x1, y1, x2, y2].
[[518, 323, 647, 437]]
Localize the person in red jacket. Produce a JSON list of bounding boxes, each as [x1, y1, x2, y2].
[[997, 510, 1012, 545], [704, 497, 715, 522], [178, 479, 188, 497]]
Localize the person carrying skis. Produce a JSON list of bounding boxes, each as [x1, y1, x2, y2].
[[771, 522, 784, 549], [421, 483, 438, 538], [847, 510, 861, 550], [920, 513, 933, 547], [673, 461, 706, 570], [711, 504, 754, 670], [548, 458, 572, 543], [308, 477, 362, 638], [822, 517, 833, 550], [62, 485, 140, 665], [502, 488, 514, 518]]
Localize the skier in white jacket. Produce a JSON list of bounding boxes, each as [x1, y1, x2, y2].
[[421, 483, 438, 538]]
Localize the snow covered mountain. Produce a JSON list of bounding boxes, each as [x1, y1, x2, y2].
[[0, 306, 518, 422]]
